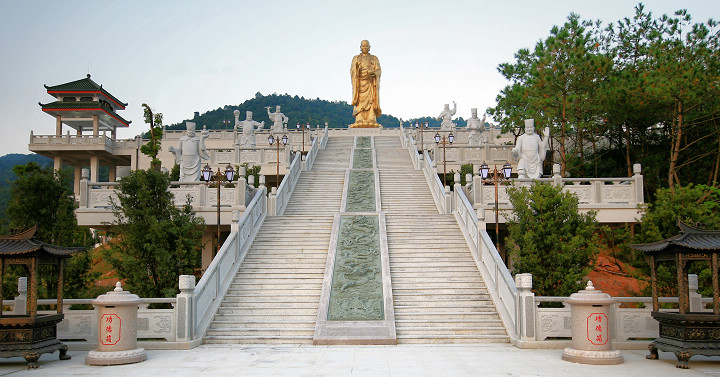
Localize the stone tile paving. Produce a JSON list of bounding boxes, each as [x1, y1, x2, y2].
[[1, 345, 718, 376]]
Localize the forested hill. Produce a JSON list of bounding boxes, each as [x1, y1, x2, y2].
[[0, 153, 52, 228], [165, 92, 465, 131]]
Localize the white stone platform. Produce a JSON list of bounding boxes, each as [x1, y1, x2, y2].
[[1, 344, 718, 376]]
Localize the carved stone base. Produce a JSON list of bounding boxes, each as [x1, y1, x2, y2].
[[350, 121, 381, 128], [0, 314, 70, 369], [85, 347, 146, 366], [562, 347, 624, 365], [647, 311, 720, 369]]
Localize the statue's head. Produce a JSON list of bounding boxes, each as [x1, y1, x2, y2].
[[246, 111, 253, 120], [275, 105, 281, 112], [471, 108, 478, 117], [186, 121, 196, 136], [360, 40, 370, 54], [444, 104, 450, 110], [524, 119, 535, 134]]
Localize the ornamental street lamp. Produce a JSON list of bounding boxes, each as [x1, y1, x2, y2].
[[201, 163, 236, 254], [268, 133, 289, 188], [434, 131, 454, 185], [479, 162, 512, 251], [222, 119, 231, 128]]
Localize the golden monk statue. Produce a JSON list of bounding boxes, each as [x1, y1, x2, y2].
[[350, 40, 381, 128]]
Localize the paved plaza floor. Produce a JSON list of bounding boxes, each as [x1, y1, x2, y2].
[[1, 344, 719, 376]]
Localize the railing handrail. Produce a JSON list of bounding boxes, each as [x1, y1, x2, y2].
[[275, 152, 301, 215], [192, 186, 267, 338]]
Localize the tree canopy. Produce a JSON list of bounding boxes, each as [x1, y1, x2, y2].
[[489, 4, 720, 196], [505, 183, 600, 297], [104, 169, 204, 298]]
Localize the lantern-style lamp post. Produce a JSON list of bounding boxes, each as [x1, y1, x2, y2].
[[268, 133, 289, 188], [201, 163, 236, 254], [479, 162, 512, 251]]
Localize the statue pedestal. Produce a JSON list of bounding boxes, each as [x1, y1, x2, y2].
[[350, 122, 381, 128]]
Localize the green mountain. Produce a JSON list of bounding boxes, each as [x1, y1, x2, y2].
[[0, 153, 52, 229], [165, 92, 466, 130]]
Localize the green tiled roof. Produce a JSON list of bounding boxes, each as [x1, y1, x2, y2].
[[40, 101, 131, 126], [44, 74, 128, 108]]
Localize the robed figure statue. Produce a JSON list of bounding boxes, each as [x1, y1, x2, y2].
[[350, 40, 382, 128]]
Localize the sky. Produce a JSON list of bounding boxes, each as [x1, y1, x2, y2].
[[0, 0, 718, 155]]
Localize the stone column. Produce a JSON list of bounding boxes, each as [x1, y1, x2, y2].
[[92, 115, 99, 137], [54, 156, 63, 172], [175, 275, 196, 342], [633, 163, 644, 203], [55, 115, 62, 136], [689, 274, 702, 312], [12, 277, 27, 315], [515, 273, 535, 341], [90, 156, 99, 182]]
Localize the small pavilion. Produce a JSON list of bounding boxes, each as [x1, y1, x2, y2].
[[629, 220, 720, 369], [0, 226, 84, 368]]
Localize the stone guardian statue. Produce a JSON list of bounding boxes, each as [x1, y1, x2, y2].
[[350, 40, 382, 128], [512, 119, 551, 179], [168, 121, 210, 182], [235, 110, 265, 147], [437, 102, 457, 131], [466, 108, 486, 146], [266, 105, 288, 133]]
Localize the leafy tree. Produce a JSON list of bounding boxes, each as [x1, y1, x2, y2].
[[105, 169, 204, 298], [634, 184, 720, 297], [636, 184, 720, 243], [5, 162, 98, 299], [140, 104, 163, 171], [505, 183, 600, 297]]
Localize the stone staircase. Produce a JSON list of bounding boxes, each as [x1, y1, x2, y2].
[[203, 137, 351, 344], [375, 136, 508, 344], [204, 135, 508, 344]]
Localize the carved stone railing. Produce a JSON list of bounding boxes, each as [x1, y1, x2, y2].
[[29, 133, 127, 149], [268, 151, 302, 216], [4, 281, 179, 347], [79, 178, 256, 209], [467, 164, 645, 223], [176, 187, 267, 345], [422, 150, 451, 214], [516, 273, 709, 345], [452, 182, 518, 342]]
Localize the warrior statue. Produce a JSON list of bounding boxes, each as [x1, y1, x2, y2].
[[235, 110, 265, 148], [169, 121, 210, 182]]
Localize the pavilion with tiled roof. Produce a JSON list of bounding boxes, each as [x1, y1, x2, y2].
[[628, 220, 720, 368], [31, 74, 136, 187], [0, 226, 84, 368]]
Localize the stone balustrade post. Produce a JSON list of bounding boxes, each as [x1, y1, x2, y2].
[[472, 174, 484, 206], [12, 277, 27, 315], [443, 185, 452, 214], [633, 163, 644, 203], [515, 273, 536, 341], [259, 175, 266, 190], [79, 168, 90, 208], [552, 163, 562, 187], [689, 274, 702, 312], [235, 167, 247, 208], [464, 173, 472, 188], [175, 275, 196, 342], [267, 187, 278, 216], [231, 210, 241, 232], [247, 175, 255, 189]]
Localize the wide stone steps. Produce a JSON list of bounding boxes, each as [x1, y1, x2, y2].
[[374, 138, 508, 344]]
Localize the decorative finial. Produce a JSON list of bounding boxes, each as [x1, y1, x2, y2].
[[114, 281, 123, 292], [585, 280, 595, 291], [87, 73, 91, 78]]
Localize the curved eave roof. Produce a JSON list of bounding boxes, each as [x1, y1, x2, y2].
[[628, 221, 720, 253], [0, 234, 84, 257], [40, 101, 131, 127], [44, 75, 127, 110]]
